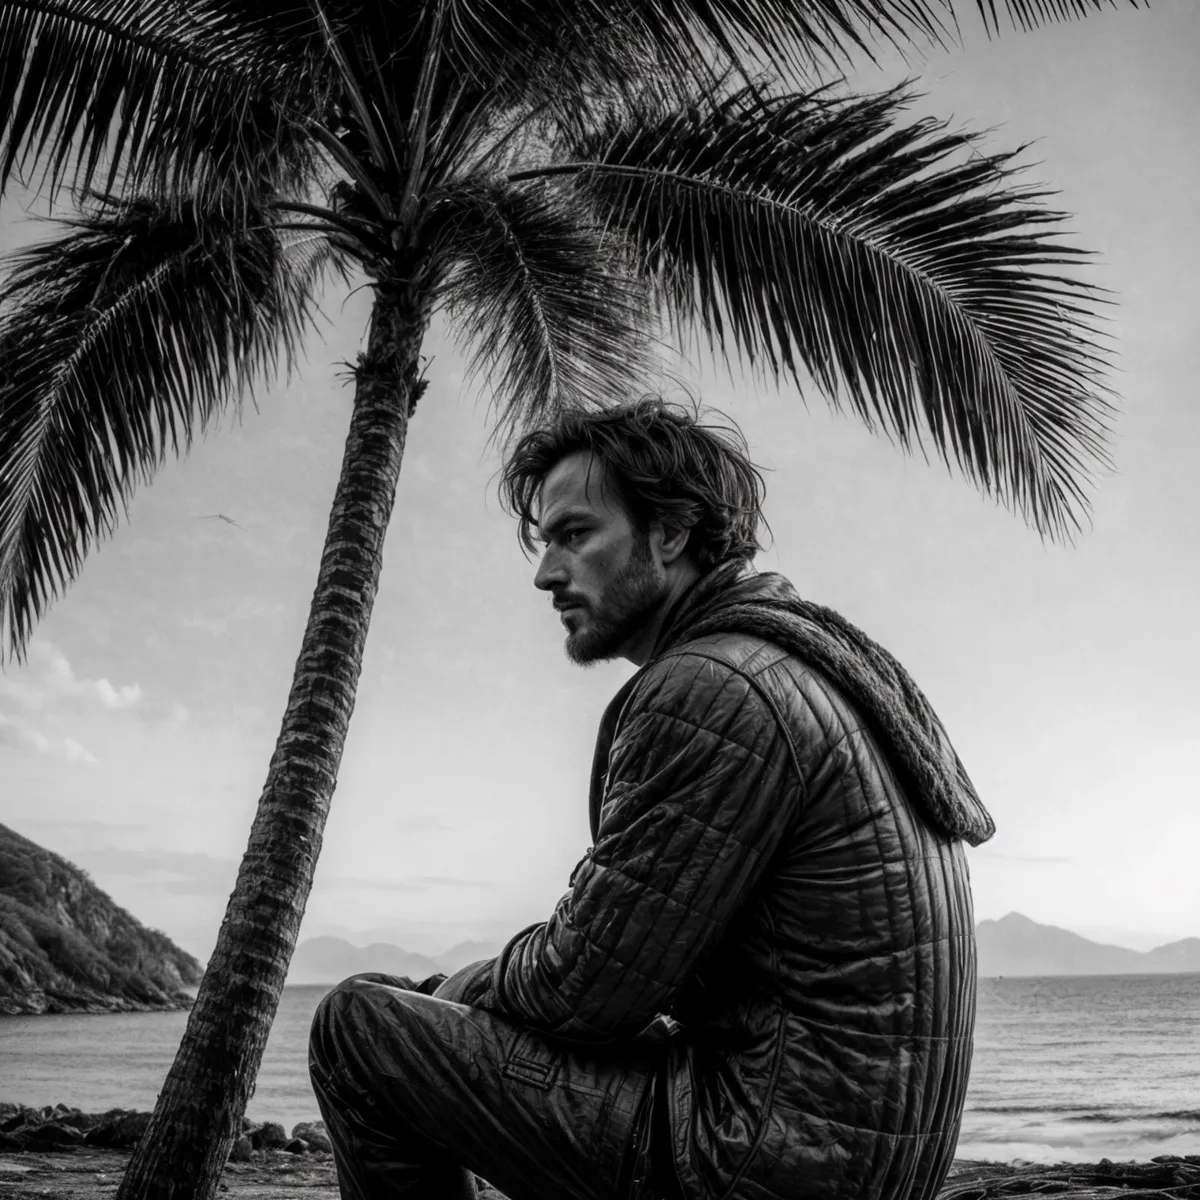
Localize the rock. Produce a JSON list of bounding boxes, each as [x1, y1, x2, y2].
[[227, 1134, 253, 1162], [250, 1120, 288, 1150], [56, 1107, 102, 1131], [291, 1120, 332, 1153], [0, 1108, 33, 1132], [0, 1102, 18, 1119], [25, 1121, 85, 1148], [0, 1130, 26, 1151], [84, 1109, 153, 1149], [283, 1137, 310, 1154]]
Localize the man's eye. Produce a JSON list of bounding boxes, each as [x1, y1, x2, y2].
[[564, 529, 585, 545]]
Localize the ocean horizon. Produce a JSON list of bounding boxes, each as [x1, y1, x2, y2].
[[2, 972, 1197, 1163]]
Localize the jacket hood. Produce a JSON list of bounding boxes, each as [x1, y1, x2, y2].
[[653, 562, 995, 846]]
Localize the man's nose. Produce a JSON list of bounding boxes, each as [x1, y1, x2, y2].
[[534, 547, 565, 592]]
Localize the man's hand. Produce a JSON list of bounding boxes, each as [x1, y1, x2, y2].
[[412, 973, 447, 996], [433, 959, 498, 1006], [636, 1014, 682, 1044], [341, 971, 446, 994]]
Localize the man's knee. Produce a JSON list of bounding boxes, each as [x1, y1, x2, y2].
[[308, 972, 496, 1130], [309, 974, 402, 1075]]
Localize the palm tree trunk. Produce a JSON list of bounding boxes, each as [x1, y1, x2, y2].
[[117, 283, 429, 1200]]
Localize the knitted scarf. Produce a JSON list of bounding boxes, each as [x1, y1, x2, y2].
[[655, 562, 995, 846]]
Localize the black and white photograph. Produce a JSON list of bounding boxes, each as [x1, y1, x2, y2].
[[0, 2, 1196, 1198]]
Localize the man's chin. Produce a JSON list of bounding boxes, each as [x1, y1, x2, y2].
[[565, 630, 620, 667]]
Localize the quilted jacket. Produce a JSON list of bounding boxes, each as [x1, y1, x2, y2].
[[472, 565, 989, 1200]]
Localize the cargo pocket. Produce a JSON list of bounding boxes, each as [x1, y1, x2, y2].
[[501, 1030, 562, 1090]]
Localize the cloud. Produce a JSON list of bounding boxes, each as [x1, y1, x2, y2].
[[0, 711, 48, 752], [60, 848, 492, 902], [0, 640, 189, 731], [0, 641, 143, 713], [75, 847, 239, 897], [0, 711, 97, 764], [93, 678, 143, 710], [63, 738, 99, 765]]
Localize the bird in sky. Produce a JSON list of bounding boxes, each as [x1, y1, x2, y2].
[[200, 513, 246, 532]]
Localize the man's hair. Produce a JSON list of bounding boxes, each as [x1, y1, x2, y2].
[[499, 397, 768, 572]]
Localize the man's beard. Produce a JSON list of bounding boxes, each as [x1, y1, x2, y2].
[[565, 536, 665, 666]]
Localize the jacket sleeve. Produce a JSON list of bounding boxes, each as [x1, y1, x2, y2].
[[481, 649, 797, 1042]]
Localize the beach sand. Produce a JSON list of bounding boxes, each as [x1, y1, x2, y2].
[[1, 1150, 1198, 1200], [0, 1145, 508, 1199], [0, 1145, 331, 1197]]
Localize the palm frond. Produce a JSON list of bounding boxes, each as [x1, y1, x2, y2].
[[439, 0, 1142, 97], [0, 197, 336, 659], [526, 84, 1113, 539], [432, 179, 654, 432], [0, 0, 326, 207], [977, 0, 1144, 34], [441, 0, 900, 100]]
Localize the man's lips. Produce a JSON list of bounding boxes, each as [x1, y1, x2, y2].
[[554, 599, 586, 614]]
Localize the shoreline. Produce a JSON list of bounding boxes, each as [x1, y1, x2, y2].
[[0, 997, 195, 1018], [1, 1150, 1197, 1200], [1, 1106, 1197, 1200]]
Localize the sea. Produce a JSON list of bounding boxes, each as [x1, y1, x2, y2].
[[1, 973, 1197, 1164]]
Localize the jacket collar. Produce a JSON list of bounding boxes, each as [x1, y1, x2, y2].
[[649, 559, 767, 659], [631, 559, 995, 847]]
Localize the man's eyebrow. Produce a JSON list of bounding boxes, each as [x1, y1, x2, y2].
[[536, 509, 594, 541]]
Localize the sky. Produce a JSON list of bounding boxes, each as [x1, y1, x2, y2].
[[1, 2, 1197, 962]]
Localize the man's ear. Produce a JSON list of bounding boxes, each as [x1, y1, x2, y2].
[[656, 520, 692, 566]]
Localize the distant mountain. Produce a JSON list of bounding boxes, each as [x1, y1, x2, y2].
[[435, 940, 505, 975], [977, 913, 1200, 978], [288, 936, 507, 984], [288, 936, 445, 985], [0, 823, 203, 1015], [289, 915, 1200, 988]]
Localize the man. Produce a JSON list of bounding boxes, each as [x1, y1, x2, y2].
[[309, 398, 994, 1200]]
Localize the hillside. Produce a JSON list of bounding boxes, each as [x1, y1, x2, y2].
[[977, 912, 1200, 977], [0, 823, 203, 1015]]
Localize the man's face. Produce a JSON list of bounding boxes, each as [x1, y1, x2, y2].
[[533, 451, 668, 666]]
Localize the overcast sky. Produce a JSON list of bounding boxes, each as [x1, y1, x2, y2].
[[2, 2, 1196, 961]]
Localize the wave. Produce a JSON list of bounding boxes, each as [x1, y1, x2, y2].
[[1062, 1110, 1200, 1125], [972, 1104, 1200, 1125], [973, 1105, 1110, 1115]]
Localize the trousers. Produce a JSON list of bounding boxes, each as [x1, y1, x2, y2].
[[308, 972, 672, 1200]]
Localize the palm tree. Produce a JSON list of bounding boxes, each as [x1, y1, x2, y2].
[[0, 1, 1138, 1195]]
